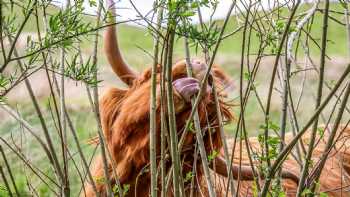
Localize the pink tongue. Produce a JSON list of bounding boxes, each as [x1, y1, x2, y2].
[[173, 77, 200, 102]]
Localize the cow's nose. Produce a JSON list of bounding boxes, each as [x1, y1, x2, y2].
[[191, 60, 207, 80]]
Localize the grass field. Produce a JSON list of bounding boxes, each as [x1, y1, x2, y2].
[[1, 2, 350, 196]]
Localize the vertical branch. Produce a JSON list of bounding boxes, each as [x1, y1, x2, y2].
[[150, 2, 164, 196], [90, 0, 114, 196], [259, 2, 301, 195], [165, 23, 183, 197], [277, 50, 290, 184], [296, 0, 328, 195], [262, 0, 301, 172], [59, 1, 71, 195], [235, 1, 253, 195], [160, 31, 170, 197], [178, 0, 236, 151], [59, 20, 69, 197], [183, 37, 216, 197], [196, 6, 237, 195]]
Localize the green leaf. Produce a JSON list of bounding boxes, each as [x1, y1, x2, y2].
[[301, 188, 313, 196], [317, 127, 325, 138], [207, 150, 219, 162], [184, 171, 194, 183]]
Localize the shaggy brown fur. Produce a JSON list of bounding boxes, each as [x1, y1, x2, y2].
[[84, 1, 350, 196], [85, 61, 233, 196], [217, 125, 350, 197]]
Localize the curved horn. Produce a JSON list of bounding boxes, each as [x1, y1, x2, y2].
[[105, 0, 138, 86], [212, 156, 299, 184]]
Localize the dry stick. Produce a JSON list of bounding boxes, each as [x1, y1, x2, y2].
[[288, 0, 319, 166], [165, 23, 183, 197], [89, 1, 114, 196], [160, 34, 171, 197], [296, 1, 329, 195], [279, 0, 309, 161], [260, 64, 350, 196], [237, 3, 261, 191], [196, 6, 237, 195], [235, 1, 254, 195], [183, 38, 216, 197], [286, 85, 303, 166], [150, 3, 164, 197], [306, 90, 350, 196], [160, 108, 169, 197], [39, 1, 64, 113], [276, 50, 290, 188], [59, 2, 70, 196], [0, 145, 20, 196]]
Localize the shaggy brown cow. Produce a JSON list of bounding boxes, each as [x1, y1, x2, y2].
[[225, 125, 350, 197], [84, 1, 350, 196]]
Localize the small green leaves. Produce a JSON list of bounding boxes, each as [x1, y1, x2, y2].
[[319, 192, 328, 197], [47, 7, 93, 49], [0, 184, 7, 192], [113, 184, 130, 197], [244, 71, 251, 81], [301, 188, 313, 196], [257, 134, 280, 161], [94, 176, 106, 184], [259, 120, 280, 133], [317, 127, 325, 138], [207, 150, 219, 162], [189, 121, 195, 133], [275, 20, 285, 35], [64, 55, 101, 86], [89, 0, 97, 7], [0, 74, 10, 91], [184, 171, 194, 183]]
